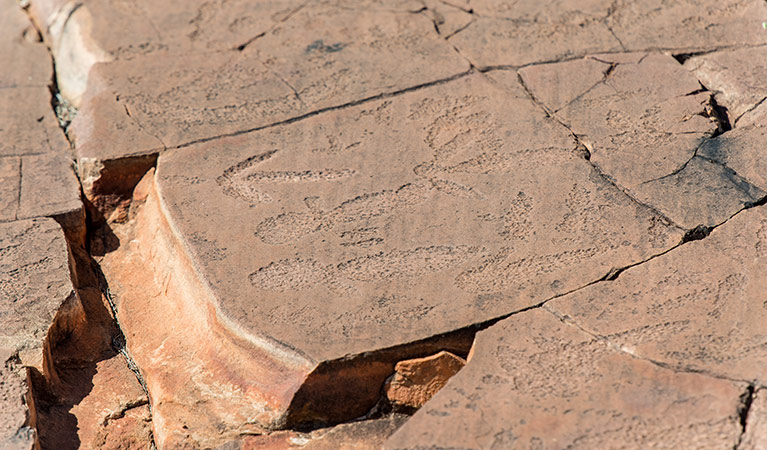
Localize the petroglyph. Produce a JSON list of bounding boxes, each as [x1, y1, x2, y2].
[[217, 149, 355, 204]]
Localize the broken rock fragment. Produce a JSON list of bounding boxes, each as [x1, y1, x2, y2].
[[385, 309, 746, 449], [384, 351, 466, 410]]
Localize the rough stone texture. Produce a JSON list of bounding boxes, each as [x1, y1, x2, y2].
[[0, 355, 36, 450], [0, 219, 74, 371], [740, 389, 767, 450], [231, 415, 407, 449], [548, 204, 767, 384], [524, 53, 767, 229], [385, 309, 745, 449], [110, 71, 684, 446], [81, 7, 468, 150], [685, 47, 767, 124], [450, 0, 621, 69], [0, 0, 51, 89], [0, 87, 69, 158], [39, 356, 150, 450], [608, 0, 767, 52], [384, 351, 465, 410]]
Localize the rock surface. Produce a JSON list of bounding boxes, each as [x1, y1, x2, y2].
[[3, 0, 767, 447], [385, 308, 746, 449], [547, 203, 767, 384]]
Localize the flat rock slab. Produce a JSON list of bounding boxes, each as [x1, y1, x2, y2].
[[384, 308, 746, 449], [0, 218, 73, 370], [0, 152, 81, 222], [0, 0, 51, 89], [125, 72, 685, 441], [684, 47, 767, 124], [0, 87, 69, 158], [608, 0, 767, 52], [523, 53, 766, 229], [450, 0, 622, 69], [548, 204, 767, 385], [157, 72, 681, 362], [78, 5, 468, 150]]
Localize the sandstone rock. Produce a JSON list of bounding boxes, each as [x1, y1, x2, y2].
[[740, 389, 767, 450], [104, 72, 684, 447], [525, 53, 767, 229], [385, 309, 746, 449], [0, 87, 69, 158], [684, 47, 767, 124], [62, 356, 149, 450], [0, 355, 36, 450], [608, 0, 767, 52], [548, 204, 767, 385], [420, 0, 473, 38], [450, 0, 621, 69], [0, 0, 52, 89], [81, 4, 469, 150], [384, 351, 465, 410], [738, 100, 767, 128], [231, 415, 407, 450], [0, 219, 74, 373], [519, 57, 612, 112], [18, 152, 81, 221]]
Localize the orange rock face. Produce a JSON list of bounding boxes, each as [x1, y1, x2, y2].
[[385, 351, 466, 410]]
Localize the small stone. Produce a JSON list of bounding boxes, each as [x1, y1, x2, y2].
[[385, 351, 465, 410]]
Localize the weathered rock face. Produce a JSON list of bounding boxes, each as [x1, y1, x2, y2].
[[740, 389, 767, 450], [230, 415, 408, 450], [522, 53, 767, 229], [0, 354, 36, 450], [384, 351, 466, 410], [547, 204, 767, 384], [384, 309, 746, 449], [684, 47, 767, 125], [104, 71, 685, 446]]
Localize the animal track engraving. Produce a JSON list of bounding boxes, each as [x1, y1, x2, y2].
[[216, 149, 355, 204]]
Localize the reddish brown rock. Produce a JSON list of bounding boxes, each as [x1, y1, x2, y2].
[[66, 356, 149, 450], [608, 0, 767, 53], [450, 0, 621, 69], [548, 204, 767, 384], [684, 47, 767, 124], [231, 415, 407, 450], [384, 351, 465, 410], [385, 309, 746, 449], [104, 72, 684, 447]]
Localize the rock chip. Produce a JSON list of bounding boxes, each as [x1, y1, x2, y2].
[[385, 309, 746, 449], [548, 204, 767, 384], [384, 351, 465, 410]]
